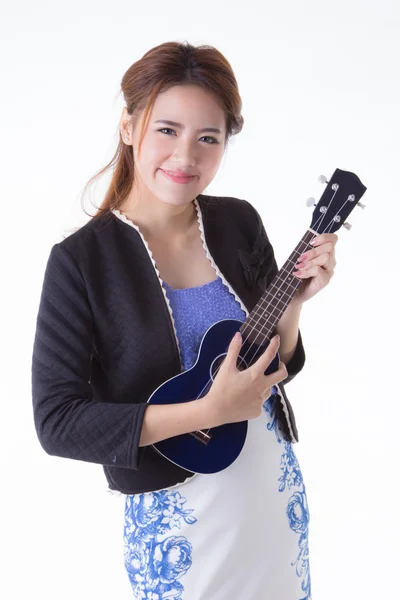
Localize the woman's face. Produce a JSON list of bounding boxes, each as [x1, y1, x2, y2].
[[121, 84, 227, 209]]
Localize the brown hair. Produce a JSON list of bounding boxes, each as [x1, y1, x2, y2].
[[81, 40, 244, 221]]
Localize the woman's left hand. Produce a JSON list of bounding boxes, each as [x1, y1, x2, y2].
[[291, 233, 338, 305]]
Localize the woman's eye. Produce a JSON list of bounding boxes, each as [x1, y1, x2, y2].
[[157, 128, 218, 144], [201, 136, 219, 144], [158, 128, 175, 136]]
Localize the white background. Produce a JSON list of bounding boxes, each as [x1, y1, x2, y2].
[[1, 0, 399, 598]]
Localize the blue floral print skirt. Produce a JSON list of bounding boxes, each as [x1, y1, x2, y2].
[[123, 392, 312, 600]]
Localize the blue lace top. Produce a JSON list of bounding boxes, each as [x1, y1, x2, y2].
[[162, 275, 247, 371]]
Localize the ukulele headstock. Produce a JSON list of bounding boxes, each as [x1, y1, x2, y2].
[[309, 169, 367, 235]]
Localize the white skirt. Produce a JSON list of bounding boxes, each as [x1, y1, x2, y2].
[[123, 393, 312, 600]]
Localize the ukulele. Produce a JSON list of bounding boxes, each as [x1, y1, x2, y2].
[[147, 168, 367, 474]]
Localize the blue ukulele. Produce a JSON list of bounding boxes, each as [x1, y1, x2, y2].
[[148, 168, 367, 474]]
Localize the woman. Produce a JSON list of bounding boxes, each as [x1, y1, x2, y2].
[[32, 41, 337, 599]]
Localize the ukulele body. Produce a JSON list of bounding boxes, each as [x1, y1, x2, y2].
[[148, 318, 280, 474]]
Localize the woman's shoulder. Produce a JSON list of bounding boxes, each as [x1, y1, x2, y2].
[[198, 192, 255, 211], [53, 211, 121, 259], [197, 193, 259, 226], [60, 211, 115, 241], [39, 213, 121, 282]]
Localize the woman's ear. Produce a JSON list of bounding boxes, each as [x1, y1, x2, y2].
[[120, 107, 132, 144]]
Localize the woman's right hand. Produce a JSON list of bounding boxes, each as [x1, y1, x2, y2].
[[204, 332, 287, 427]]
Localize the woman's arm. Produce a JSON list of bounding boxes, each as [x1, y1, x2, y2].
[[275, 301, 303, 367], [138, 400, 210, 447], [32, 243, 148, 470]]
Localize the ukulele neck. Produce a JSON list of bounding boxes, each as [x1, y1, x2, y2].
[[239, 230, 315, 344]]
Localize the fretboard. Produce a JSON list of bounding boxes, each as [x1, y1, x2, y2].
[[239, 230, 315, 344]]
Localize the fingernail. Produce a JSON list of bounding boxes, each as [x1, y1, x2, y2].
[[233, 332, 241, 341]]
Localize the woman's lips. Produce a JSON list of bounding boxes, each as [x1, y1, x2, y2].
[[160, 169, 196, 184]]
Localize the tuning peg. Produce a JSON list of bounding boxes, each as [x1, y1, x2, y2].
[[306, 197, 316, 207], [318, 174, 328, 184], [343, 222, 352, 230], [357, 202, 366, 209]]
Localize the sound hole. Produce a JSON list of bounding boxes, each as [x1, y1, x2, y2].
[[210, 353, 247, 381]]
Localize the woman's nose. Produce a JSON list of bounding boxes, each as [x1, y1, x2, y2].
[[172, 142, 196, 167]]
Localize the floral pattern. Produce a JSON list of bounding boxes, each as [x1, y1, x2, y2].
[[264, 394, 312, 600], [124, 491, 197, 599], [263, 386, 284, 444]]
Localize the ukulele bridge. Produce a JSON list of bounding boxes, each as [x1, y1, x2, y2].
[[190, 429, 212, 445]]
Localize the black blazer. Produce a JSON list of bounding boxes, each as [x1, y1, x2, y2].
[[31, 194, 305, 494]]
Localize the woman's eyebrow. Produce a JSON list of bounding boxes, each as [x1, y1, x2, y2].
[[153, 119, 222, 134]]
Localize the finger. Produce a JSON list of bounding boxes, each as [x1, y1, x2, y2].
[[296, 251, 331, 271], [263, 386, 272, 399], [310, 234, 338, 248], [293, 266, 333, 285], [329, 249, 336, 269], [250, 335, 280, 375], [277, 361, 288, 382], [224, 331, 243, 370], [299, 243, 334, 263], [264, 361, 287, 390], [322, 253, 336, 272]]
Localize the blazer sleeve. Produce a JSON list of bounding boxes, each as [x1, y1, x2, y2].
[[248, 203, 306, 385], [31, 243, 147, 470]]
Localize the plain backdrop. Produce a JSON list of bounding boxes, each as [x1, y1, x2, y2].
[[1, 1, 399, 598]]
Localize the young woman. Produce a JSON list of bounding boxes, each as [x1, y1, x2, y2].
[[32, 41, 337, 600]]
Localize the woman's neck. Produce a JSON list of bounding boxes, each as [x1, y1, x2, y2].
[[119, 196, 198, 243]]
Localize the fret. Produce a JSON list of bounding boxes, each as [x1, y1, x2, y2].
[[267, 281, 296, 297], [251, 305, 284, 322]]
